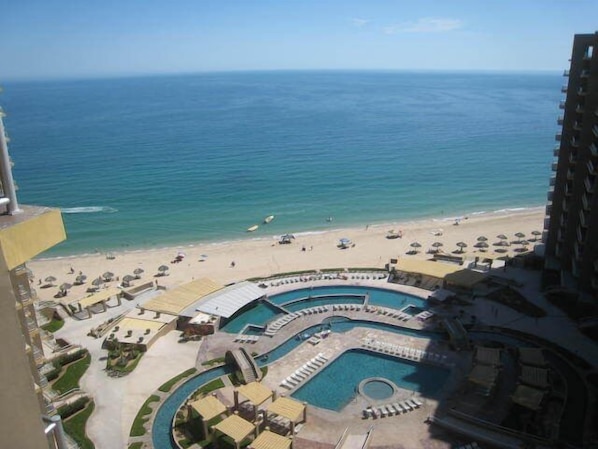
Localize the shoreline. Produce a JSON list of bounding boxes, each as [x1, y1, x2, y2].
[[30, 207, 545, 303], [37, 205, 545, 261]]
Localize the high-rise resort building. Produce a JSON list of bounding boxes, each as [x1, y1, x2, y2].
[[0, 108, 68, 448], [544, 32, 598, 301]]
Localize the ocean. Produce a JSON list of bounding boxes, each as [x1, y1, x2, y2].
[[1, 71, 561, 256]]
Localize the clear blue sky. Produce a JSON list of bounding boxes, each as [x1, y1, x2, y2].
[[1, 0, 596, 80]]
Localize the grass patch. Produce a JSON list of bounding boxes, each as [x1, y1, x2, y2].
[[198, 378, 224, 395], [63, 401, 95, 449], [158, 368, 197, 393], [261, 366, 268, 378], [42, 317, 65, 333], [128, 443, 144, 449], [52, 353, 91, 394], [201, 356, 225, 367], [130, 395, 160, 437]]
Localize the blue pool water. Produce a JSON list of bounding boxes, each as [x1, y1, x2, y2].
[[292, 349, 450, 411], [222, 286, 427, 333], [220, 302, 279, 333]]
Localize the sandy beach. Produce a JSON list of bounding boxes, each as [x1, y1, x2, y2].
[[30, 208, 545, 301]]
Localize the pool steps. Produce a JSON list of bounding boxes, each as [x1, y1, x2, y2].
[[280, 353, 328, 390], [362, 397, 423, 419], [233, 334, 260, 343], [361, 338, 451, 367], [265, 307, 331, 336]]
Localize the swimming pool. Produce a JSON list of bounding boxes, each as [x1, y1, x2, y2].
[[291, 349, 450, 411], [222, 286, 428, 334]]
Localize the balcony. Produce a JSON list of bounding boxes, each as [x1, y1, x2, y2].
[[576, 105, 585, 114], [593, 125, 598, 138], [555, 133, 562, 141], [582, 195, 590, 213], [585, 177, 595, 193], [26, 318, 37, 333], [549, 174, 556, 186], [591, 143, 598, 157], [569, 152, 577, 164], [563, 70, 570, 76], [567, 169, 575, 180], [547, 188, 554, 202], [578, 87, 588, 96], [32, 346, 45, 366], [559, 212, 568, 227], [546, 204, 553, 216], [573, 121, 582, 131], [588, 160, 597, 175], [571, 137, 579, 148], [561, 85, 568, 93], [565, 182, 573, 196], [577, 225, 586, 243], [581, 70, 590, 78], [557, 116, 564, 126], [559, 101, 566, 110], [574, 241, 583, 261], [552, 161, 558, 172]]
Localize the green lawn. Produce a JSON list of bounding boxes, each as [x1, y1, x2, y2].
[[63, 401, 95, 449], [158, 367, 197, 393], [53, 353, 91, 395], [42, 318, 65, 333], [130, 395, 160, 437]]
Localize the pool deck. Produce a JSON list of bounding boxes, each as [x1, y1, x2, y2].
[[198, 277, 468, 448]]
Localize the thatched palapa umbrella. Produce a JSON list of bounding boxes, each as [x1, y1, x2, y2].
[[456, 242, 468, 253], [44, 276, 57, 285], [409, 242, 422, 254], [92, 277, 103, 287], [133, 268, 144, 279], [157, 265, 169, 276], [74, 274, 87, 285], [102, 271, 115, 281], [531, 230, 542, 241], [430, 241, 443, 253]]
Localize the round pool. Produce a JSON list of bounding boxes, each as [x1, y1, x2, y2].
[[358, 377, 397, 401]]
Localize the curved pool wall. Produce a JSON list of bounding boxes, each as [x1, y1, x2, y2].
[[291, 349, 450, 411], [222, 286, 427, 333]]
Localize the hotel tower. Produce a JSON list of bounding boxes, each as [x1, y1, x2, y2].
[[544, 32, 598, 299], [0, 108, 68, 447]]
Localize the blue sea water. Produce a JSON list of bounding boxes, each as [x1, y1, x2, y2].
[[1, 71, 561, 256]]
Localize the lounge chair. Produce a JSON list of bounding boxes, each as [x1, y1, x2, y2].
[[392, 403, 403, 414], [402, 401, 413, 411], [407, 399, 419, 409], [412, 397, 423, 407]]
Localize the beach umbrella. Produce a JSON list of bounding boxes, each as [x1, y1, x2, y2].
[[102, 271, 115, 281], [158, 265, 169, 274], [497, 234, 508, 241], [477, 236, 488, 242], [456, 242, 468, 253], [475, 241, 489, 251], [133, 268, 144, 278], [122, 275, 135, 283], [59, 283, 72, 291], [176, 252, 186, 258], [531, 230, 542, 241], [429, 241, 443, 254], [514, 232, 526, 239], [409, 242, 422, 254], [44, 276, 57, 284], [92, 277, 103, 286], [74, 274, 87, 285]]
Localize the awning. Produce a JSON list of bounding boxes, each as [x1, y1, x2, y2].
[[518, 348, 547, 367], [141, 278, 222, 315], [520, 366, 550, 389], [474, 347, 502, 366], [249, 430, 292, 449], [267, 397, 305, 422], [190, 395, 227, 421], [213, 414, 255, 443], [78, 288, 121, 308], [237, 382, 273, 406], [468, 364, 499, 388], [194, 281, 265, 318], [428, 288, 455, 302], [511, 384, 546, 411]]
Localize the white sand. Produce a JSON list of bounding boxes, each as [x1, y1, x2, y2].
[[30, 208, 545, 301]]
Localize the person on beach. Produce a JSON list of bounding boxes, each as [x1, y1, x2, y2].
[[230, 261, 236, 268]]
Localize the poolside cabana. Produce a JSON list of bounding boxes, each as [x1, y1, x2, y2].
[[266, 396, 307, 435], [519, 366, 551, 389], [474, 346, 502, 366], [213, 413, 257, 449], [74, 287, 122, 318], [234, 382, 274, 421], [511, 384, 546, 411], [188, 394, 228, 438], [518, 348, 548, 367], [468, 364, 499, 395], [248, 429, 292, 449]]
